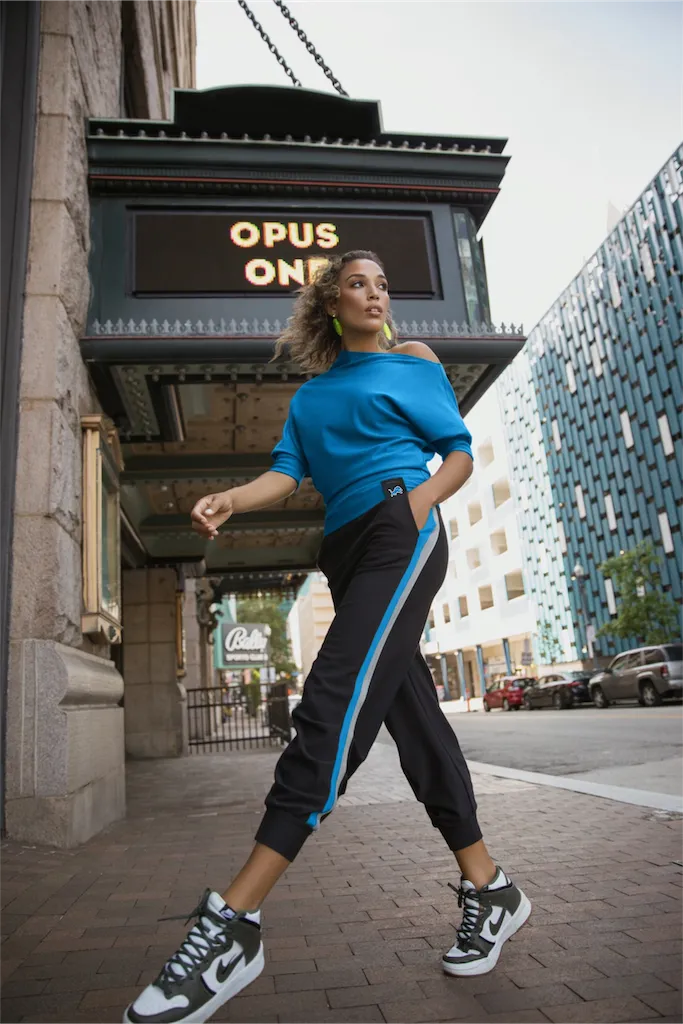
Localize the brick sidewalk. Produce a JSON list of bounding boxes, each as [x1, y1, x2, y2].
[[2, 742, 681, 1024]]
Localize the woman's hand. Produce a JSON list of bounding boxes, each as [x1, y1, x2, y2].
[[191, 491, 235, 540], [190, 472, 299, 540], [408, 487, 434, 531]]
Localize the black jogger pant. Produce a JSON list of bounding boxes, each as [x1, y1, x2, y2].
[[255, 486, 481, 862]]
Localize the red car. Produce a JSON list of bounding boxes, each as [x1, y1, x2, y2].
[[483, 676, 536, 712]]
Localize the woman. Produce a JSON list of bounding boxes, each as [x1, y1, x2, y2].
[[124, 251, 530, 1024]]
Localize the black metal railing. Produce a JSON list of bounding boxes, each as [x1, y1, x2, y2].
[[186, 683, 291, 753]]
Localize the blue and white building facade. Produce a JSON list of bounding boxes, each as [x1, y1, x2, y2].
[[499, 147, 682, 664], [422, 388, 539, 700]]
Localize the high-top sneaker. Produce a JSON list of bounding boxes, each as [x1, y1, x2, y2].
[[123, 889, 264, 1024], [442, 867, 531, 976]]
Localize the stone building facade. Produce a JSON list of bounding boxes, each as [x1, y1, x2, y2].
[[4, 1, 195, 846]]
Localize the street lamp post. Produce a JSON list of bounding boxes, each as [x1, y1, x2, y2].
[[572, 561, 598, 669]]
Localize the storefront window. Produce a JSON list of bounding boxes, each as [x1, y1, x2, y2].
[[82, 416, 123, 643], [101, 467, 121, 622]]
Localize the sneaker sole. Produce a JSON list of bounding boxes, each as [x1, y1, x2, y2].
[[122, 944, 265, 1024], [442, 892, 531, 977]]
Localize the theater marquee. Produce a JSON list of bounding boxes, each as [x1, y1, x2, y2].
[[134, 211, 438, 297]]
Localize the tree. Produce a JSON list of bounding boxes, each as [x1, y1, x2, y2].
[[536, 619, 563, 664], [597, 541, 680, 646], [236, 594, 297, 676]]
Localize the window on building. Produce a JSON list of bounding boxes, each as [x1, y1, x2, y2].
[[566, 361, 577, 394], [468, 501, 483, 526], [519, 481, 530, 511], [466, 548, 481, 570], [443, 603, 451, 623], [552, 419, 562, 451], [458, 595, 469, 618], [492, 478, 511, 509], [658, 511, 674, 554], [575, 484, 586, 519], [604, 577, 617, 615], [478, 585, 494, 610], [590, 343, 603, 377], [640, 242, 655, 282], [557, 519, 567, 554], [449, 518, 459, 541], [505, 571, 525, 600], [604, 493, 617, 531], [620, 410, 634, 448], [477, 438, 495, 467], [608, 268, 622, 308], [490, 529, 507, 555], [428, 609, 436, 629], [658, 414, 674, 456]]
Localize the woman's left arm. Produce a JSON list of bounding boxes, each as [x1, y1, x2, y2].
[[409, 451, 473, 529], [392, 341, 474, 530]]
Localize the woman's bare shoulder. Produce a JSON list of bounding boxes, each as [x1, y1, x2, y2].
[[389, 341, 441, 363]]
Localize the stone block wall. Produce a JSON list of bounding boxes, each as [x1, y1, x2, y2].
[[122, 569, 186, 758], [5, 641, 125, 847], [122, 0, 196, 119], [6, 1, 196, 846], [183, 579, 203, 691], [6, 1, 126, 848]]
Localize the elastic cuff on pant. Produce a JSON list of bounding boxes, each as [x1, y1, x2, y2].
[[255, 808, 313, 862], [438, 814, 482, 853]]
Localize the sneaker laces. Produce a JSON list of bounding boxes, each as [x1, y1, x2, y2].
[[448, 881, 484, 947], [156, 889, 235, 995]]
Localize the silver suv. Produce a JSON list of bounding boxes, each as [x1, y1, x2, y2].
[[590, 643, 683, 707]]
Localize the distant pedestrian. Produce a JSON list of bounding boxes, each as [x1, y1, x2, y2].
[[124, 251, 530, 1024]]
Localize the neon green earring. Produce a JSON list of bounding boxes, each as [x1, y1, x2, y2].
[[383, 322, 392, 340], [332, 316, 343, 336]]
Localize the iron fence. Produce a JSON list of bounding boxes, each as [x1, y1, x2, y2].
[[186, 683, 291, 752]]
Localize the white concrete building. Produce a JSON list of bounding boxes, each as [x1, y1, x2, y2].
[[287, 572, 334, 683], [423, 387, 537, 700]]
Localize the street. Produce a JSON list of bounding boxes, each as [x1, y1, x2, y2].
[[436, 703, 683, 796]]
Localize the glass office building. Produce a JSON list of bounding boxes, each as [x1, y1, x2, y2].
[[499, 147, 682, 663]]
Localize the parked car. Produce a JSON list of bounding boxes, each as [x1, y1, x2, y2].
[[523, 671, 593, 710], [483, 676, 535, 712], [589, 644, 683, 708]]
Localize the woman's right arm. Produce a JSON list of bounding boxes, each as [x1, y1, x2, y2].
[[191, 471, 297, 540]]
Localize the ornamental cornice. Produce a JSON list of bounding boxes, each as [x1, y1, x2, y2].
[[88, 318, 524, 339]]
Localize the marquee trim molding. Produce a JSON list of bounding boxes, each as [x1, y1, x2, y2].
[[88, 318, 524, 338]]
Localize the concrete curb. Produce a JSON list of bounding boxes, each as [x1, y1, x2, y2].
[[467, 759, 683, 814]]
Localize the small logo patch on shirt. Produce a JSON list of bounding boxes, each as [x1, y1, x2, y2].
[[381, 477, 406, 499]]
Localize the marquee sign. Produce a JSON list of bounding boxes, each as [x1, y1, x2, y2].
[[217, 622, 271, 668], [134, 211, 437, 297]]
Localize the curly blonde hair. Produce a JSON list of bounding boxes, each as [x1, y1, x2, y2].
[[271, 250, 396, 373]]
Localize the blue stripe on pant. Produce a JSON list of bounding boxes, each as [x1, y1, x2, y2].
[[306, 506, 440, 829], [255, 493, 481, 861]]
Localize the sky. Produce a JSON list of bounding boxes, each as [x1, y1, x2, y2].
[[196, 0, 683, 331]]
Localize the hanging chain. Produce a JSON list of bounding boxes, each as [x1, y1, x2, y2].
[[270, 0, 349, 97], [236, 0, 302, 88]]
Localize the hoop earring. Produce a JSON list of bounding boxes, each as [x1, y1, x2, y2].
[[383, 322, 392, 341], [332, 317, 343, 337]]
